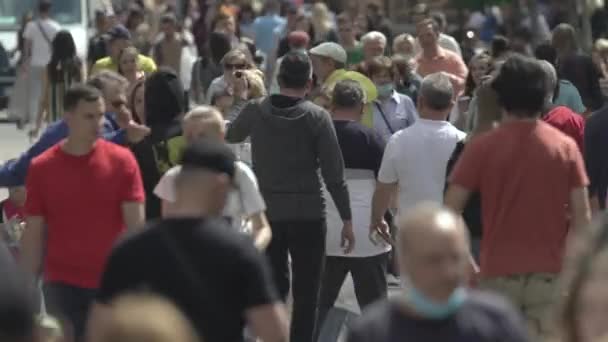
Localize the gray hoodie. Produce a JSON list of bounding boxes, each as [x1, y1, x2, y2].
[[226, 95, 351, 222]]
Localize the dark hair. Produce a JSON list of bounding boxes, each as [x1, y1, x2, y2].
[[129, 79, 145, 124], [491, 54, 546, 117], [160, 12, 178, 25], [278, 51, 312, 89], [491, 35, 511, 58], [336, 12, 353, 26], [125, 5, 144, 30], [237, 4, 256, 23], [39, 0, 52, 13], [47, 31, 82, 84], [64, 84, 103, 112], [332, 80, 364, 109], [208, 32, 232, 65], [430, 11, 447, 31], [534, 42, 558, 66], [367, 56, 396, 79]]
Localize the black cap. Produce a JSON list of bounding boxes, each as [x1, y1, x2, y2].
[[181, 139, 236, 180], [107, 24, 131, 41]]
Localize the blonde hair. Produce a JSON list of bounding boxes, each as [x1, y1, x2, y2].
[[88, 293, 200, 342], [240, 69, 267, 99], [311, 3, 333, 36], [393, 33, 415, 52], [183, 105, 226, 136], [596, 38, 608, 54]]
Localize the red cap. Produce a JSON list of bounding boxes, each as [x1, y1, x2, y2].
[[288, 31, 310, 49]]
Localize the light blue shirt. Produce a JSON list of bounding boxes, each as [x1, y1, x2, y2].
[[253, 14, 286, 56], [372, 91, 419, 141]]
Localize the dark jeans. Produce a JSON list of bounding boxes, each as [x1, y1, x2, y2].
[[267, 220, 326, 342], [317, 253, 388, 332], [43, 282, 96, 342]]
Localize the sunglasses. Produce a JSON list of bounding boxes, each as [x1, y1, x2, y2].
[[111, 99, 127, 108], [224, 63, 246, 70]]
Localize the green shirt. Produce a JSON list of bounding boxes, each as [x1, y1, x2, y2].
[[555, 79, 586, 114], [346, 43, 364, 67]]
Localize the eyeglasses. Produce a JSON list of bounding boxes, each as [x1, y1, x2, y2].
[[224, 63, 246, 70]]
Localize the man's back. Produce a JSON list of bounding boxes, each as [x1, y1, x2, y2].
[[97, 217, 278, 342], [449, 120, 588, 277], [254, 15, 286, 55], [23, 18, 60, 67], [226, 95, 349, 221], [346, 292, 529, 342], [379, 119, 465, 215]]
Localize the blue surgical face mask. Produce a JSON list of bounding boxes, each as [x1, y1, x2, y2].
[[376, 83, 394, 98], [406, 284, 467, 320]]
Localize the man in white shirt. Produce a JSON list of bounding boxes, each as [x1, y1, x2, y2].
[[154, 106, 272, 250], [22, 0, 60, 126], [370, 72, 465, 234]]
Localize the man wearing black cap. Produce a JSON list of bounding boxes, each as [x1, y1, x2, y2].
[[90, 24, 157, 75], [227, 51, 353, 342], [91, 139, 289, 342]]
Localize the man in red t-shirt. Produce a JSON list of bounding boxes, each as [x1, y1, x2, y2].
[[538, 60, 585, 152], [20, 84, 145, 341], [445, 55, 591, 341]]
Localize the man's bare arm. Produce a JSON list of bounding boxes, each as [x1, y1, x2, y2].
[[370, 181, 397, 226], [19, 216, 45, 278], [570, 187, 592, 233], [444, 184, 472, 214], [246, 303, 290, 342], [121, 202, 145, 231]]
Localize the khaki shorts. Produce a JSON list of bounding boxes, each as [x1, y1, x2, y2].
[[480, 273, 559, 341]]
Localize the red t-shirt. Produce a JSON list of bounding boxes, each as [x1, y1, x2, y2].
[[25, 139, 145, 289], [449, 120, 588, 277], [542, 106, 585, 153]]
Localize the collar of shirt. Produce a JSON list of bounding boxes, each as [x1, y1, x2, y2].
[[418, 46, 448, 63], [376, 90, 401, 106]]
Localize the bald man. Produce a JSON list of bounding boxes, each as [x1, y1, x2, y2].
[[347, 203, 529, 342]]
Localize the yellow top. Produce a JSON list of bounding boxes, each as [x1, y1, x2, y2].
[[91, 54, 157, 75], [320, 69, 378, 128]]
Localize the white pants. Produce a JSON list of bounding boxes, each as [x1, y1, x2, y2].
[[25, 65, 46, 124]]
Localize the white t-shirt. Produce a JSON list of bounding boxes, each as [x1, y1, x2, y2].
[[378, 119, 466, 219], [324, 173, 392, 258], [154, 162, 266, 231], [23, 18, 60, 67]]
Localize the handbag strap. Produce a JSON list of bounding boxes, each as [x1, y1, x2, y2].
[[36, 20, 52, 46], [374, 101, 395, 135]]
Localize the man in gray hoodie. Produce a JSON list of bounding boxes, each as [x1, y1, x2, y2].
[[226, 51, 353, 342]]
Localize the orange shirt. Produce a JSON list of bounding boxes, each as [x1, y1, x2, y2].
[[416, 47, 468, 97], [449, 120, 588, 277]]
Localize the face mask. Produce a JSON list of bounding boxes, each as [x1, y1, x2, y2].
[[406, 284, 467, 320], [376, 83, 394, 98]]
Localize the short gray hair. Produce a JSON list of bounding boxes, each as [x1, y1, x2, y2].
[[361, 31, 387, 46], [87, 70, 129, 93], [332, 80, 365, 109], [419, 72, 453, 111], [538, 60, 557, 102]]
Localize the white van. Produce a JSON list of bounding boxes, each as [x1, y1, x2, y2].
[[0, 0, 99, 109]]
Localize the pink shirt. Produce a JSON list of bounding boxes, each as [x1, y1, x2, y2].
[[416, 47, 468, 97]]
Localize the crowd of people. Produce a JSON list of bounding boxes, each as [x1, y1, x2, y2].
[[3, 0, 608, 342]]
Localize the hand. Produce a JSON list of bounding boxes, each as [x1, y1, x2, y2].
[[341, 220, 355, 254], [232, 72, 249, 100], [126, 120, 151, 144], [369, 219, 392, 246]]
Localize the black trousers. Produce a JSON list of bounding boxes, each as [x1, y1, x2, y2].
[[317, 253, 388, 332], [266, 220, 326, 342], [43, 282, 97, 342]]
